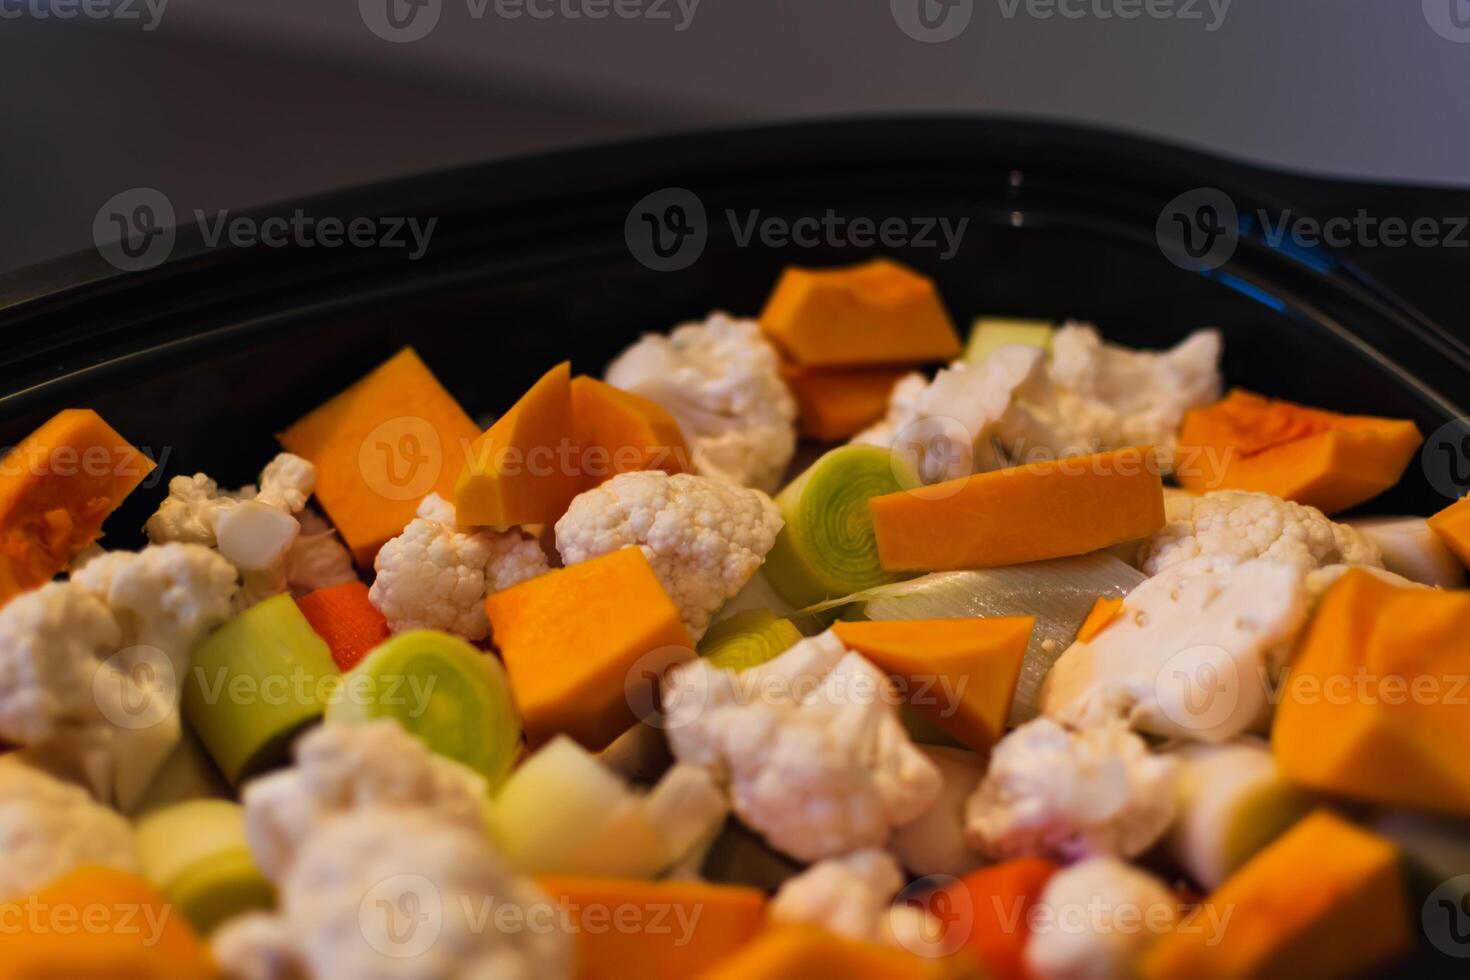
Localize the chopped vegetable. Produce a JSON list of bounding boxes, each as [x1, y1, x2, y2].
[[962, 316, 1055, 367], [183, 593, 341, 785], [1428, 494, 1470, 569], [1027, 857, 1178, 980], [928, 859, 1059, 980], [1166, 739, 1312, 890], [871, 446, 1166, 572], [489, 735, 672, 878], [780, 362, 908, 441], [485, 545, 693, 750], [278, 347, 482, 565], [570, 374, 690, 483], [889, 745, 987, 878], [1273, 568, 1470, 817], [1074, 594, 1123, 642], [698, 609, 803, 672], [697, 924, 953, 979], [0, 408, 154, 606], [643, 762, 730, 867], [764, 444, 917, 606], [0, 866, 216, 980], [134, 799, 274, 934], [130, 732, 229, 816], [1349, 514, 1465, 587], [1175, 388, 1421, 514], [760, 258, 963, 367], [1140, 811, 1411, 980], [295, 580, 387, 672], [325, 629, 522, 791], [537, 876, 766, 980], [809, 553, 1145, 725], [832, 616, 1033, 752], [456, 360, 583, 526]]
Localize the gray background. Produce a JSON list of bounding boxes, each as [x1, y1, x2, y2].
[[3, 0, 1468, 274]]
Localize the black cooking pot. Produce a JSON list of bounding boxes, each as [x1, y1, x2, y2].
[[0, 116, 1466, 542]]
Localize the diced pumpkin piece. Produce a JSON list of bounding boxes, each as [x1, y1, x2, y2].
[[295, 580, 387, 672], [1139, 810, 1411, 980], [926, 859, 1059, 980], [1175, 389, 1421, 514], [0, 409, 154, 605], [832, 617, 1033, 753], [869, 447, 1166, 571], [0, 866, 217, 980], [1272, 568, 1470, 817], [456, 361, 582, 527], [696, 925, 971, 980], [780, 363, 908, 442], [1427, 494, 1470, 569], [485, 547, 694, 750], [279, 347, 481, 565], [537, 876, 765, 980], [1075, 595, 1124, 643], [760, 258, 962, 367], [570, 375, 689, 486]]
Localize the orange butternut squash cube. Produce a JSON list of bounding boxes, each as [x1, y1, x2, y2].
[[869, 447, 1166, 571], [928, 859, 1059, 980], [279, 347, 481, 566], [0, 409, 154, 606], [1427, 494, 1470, 568], [456, 361, 582, 527], [780, 362, 908, 442], [485, 547, 693, 750], [570, 376, 690, 486], [1273, 568, 1470, 816], [537, 876, 765, 980], [1175, 389, 1421, 514], [760, 258, 962, 367], [0, 866, 218, 980], [1139, 811, 1410, 980], [832, 617, 1033, 753], [697, 925, 974, 980], [1074, 595, 1124, 643]]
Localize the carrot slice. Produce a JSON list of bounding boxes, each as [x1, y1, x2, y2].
[[1074, 595, 1124, 643], [296, 580, 387, 672]]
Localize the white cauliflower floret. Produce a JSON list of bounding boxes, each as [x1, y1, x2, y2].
[[604, 312, 797, 492], [0, 758, 138, 898], [0, 543, 236, 808], [770, 848, 923, 947], [556, 471, 782, 639], [370, 494, 548, 642], [242, 719, 490, 884], [1138, 490, 1382, 577], [854, 346, 1043, 483], [997, 323, 1222, 465], [663, 631, 941, 862], [146, 453, 318, 607], [889, 745, 987, 878], [216, 809, 572, 980], [1024, 857, 1179, 980], [1041, 555, 1309, 742], [964, 718, 1178, 863], [286, 507, 357, 596]]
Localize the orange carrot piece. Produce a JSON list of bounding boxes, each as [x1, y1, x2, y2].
[[0, 409, 154, 606], [923, 859, 1059, 980], [1075, 595, 1124, 643], [296, 580, 387, 672]]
